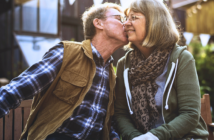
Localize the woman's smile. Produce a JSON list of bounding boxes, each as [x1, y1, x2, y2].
[[126, 30, 135, 34]]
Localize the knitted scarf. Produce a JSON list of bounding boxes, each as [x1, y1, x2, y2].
[[129, 46, 173, 133]]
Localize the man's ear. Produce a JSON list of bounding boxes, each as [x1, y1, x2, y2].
[[93, 18, 103, 30]]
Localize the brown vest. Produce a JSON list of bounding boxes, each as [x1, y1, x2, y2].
[[20, 40, 116, 140]]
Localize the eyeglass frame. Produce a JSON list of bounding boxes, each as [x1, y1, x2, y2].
[[124, 15, 145, 22], [102, 15, 126, 23]]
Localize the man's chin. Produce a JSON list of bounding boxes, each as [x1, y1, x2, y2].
[[122, 39, 129, 46], [123, 35, 129, 44]]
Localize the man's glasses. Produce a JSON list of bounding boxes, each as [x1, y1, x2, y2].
[[104, 15, 126, 23]]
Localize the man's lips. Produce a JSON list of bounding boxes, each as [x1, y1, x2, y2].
[[122, 31, 129, 39], [124, 28, 135, 39]]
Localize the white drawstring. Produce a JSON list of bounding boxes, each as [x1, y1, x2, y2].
[[124, 59, 179, 113], [163, 62, 175, 96], [124, 68, 133, 114], [165, 59, 179, 110]]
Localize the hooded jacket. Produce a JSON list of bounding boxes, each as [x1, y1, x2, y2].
[[114, 44, 208, 140]]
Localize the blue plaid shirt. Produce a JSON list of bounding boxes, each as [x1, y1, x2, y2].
[[0, 43, 119, 140]]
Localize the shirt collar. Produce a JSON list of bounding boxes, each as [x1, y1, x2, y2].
[[91, 43, 114, 65]]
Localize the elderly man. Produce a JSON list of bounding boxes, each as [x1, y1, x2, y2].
[[0, 3, 128, 140]]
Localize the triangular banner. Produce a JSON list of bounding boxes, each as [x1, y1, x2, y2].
[[120, 0, 133, 9], [199, 34, 211, 47], [68, 0, 75, 5], [183, 32, 193, 45], [93, 0, 103, 5]]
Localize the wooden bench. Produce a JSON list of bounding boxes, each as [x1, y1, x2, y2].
[[0, 90, 213, 139], [0, 78, 9, 87], [0, 78, 33, 140], [0, 100, 32, 140], [201, 94, 214, 140]]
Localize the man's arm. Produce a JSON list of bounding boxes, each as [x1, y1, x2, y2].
[[109, 117, 120, 140], [0, 43, 64, 118], [110, 125, 120, 140]]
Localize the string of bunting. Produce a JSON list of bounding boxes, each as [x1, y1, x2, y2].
[[187, 0, 208, 17]]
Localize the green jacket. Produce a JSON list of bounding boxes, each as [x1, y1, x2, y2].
[[114, 44, 209, 140], [20, 40, 116, 140]]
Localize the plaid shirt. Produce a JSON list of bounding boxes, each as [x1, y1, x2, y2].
[[0, 43, 119, 140]]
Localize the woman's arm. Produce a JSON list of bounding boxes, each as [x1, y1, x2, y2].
[[114, 58, 142, 140], [150, 50, 202, 140]]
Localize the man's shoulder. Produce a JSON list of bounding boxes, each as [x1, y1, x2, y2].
[[61, 41, 83, 50], [60, 40, 93, 61], [61, 40, 82, 45]]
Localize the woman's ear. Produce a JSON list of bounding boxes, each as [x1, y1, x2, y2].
[[93, 18, 104, 30]]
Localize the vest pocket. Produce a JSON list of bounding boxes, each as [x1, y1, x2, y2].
[[53, 70, 87, 105]]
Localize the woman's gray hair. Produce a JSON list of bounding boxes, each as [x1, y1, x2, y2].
[[125, 0, 179, 49]]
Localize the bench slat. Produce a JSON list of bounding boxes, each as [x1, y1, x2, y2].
[[4, 111, 13, 140], [0, 117, 3, 140], [19, 100, 32, 108], [14, 108, 22, 140]]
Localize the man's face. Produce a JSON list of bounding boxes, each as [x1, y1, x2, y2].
[[101, 8, 129, 46]]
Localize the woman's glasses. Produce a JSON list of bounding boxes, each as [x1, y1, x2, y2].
[[124, 15, 145, 22], [103, 14, 144, 23]]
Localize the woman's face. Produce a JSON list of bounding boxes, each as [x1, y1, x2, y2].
[[124, 10, 146, 46]]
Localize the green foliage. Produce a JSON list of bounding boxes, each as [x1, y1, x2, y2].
[[113, 66, 117, 73], [70, 38, 75, 41], [189, 36, 214, 120], [190, 37, 214, 96]]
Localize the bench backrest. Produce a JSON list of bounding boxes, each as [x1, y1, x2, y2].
[[0, 84, 213, 139], [0, 100, 32, 140], [0, 78, 9, 87], [201, 94, 213, 140]]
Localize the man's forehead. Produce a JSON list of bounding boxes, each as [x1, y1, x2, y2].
[[105, 8, 123, 16]]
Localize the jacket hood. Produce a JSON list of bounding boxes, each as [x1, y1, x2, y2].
[[123, 44, 187, 68], [169, 44, 187, 63]]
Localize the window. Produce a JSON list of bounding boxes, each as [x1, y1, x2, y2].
[[14, 0, 60, 36], [16, 34, 61, 66]]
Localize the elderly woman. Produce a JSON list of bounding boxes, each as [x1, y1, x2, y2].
[[114, 0, 209, 140]]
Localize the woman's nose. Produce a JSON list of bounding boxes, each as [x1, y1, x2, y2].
[[123, 20, 132, 26]]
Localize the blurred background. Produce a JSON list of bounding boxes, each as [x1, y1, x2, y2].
[[0, 0, 213, 119]]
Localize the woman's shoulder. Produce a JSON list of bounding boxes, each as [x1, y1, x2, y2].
[[171, 44, 194, 63], [117, 49, 133, 66], [117, 55, 126, 64], [180, 49, 194, 59]]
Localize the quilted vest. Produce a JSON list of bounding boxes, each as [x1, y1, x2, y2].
[[20, 40, 116, 140]]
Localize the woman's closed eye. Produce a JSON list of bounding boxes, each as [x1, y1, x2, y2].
[[125, 15, 144, 22], [114, 15, 123, 22], [131, 15, 136, 21]]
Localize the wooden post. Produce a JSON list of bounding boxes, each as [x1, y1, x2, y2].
[[0, 78, 9, 87]]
